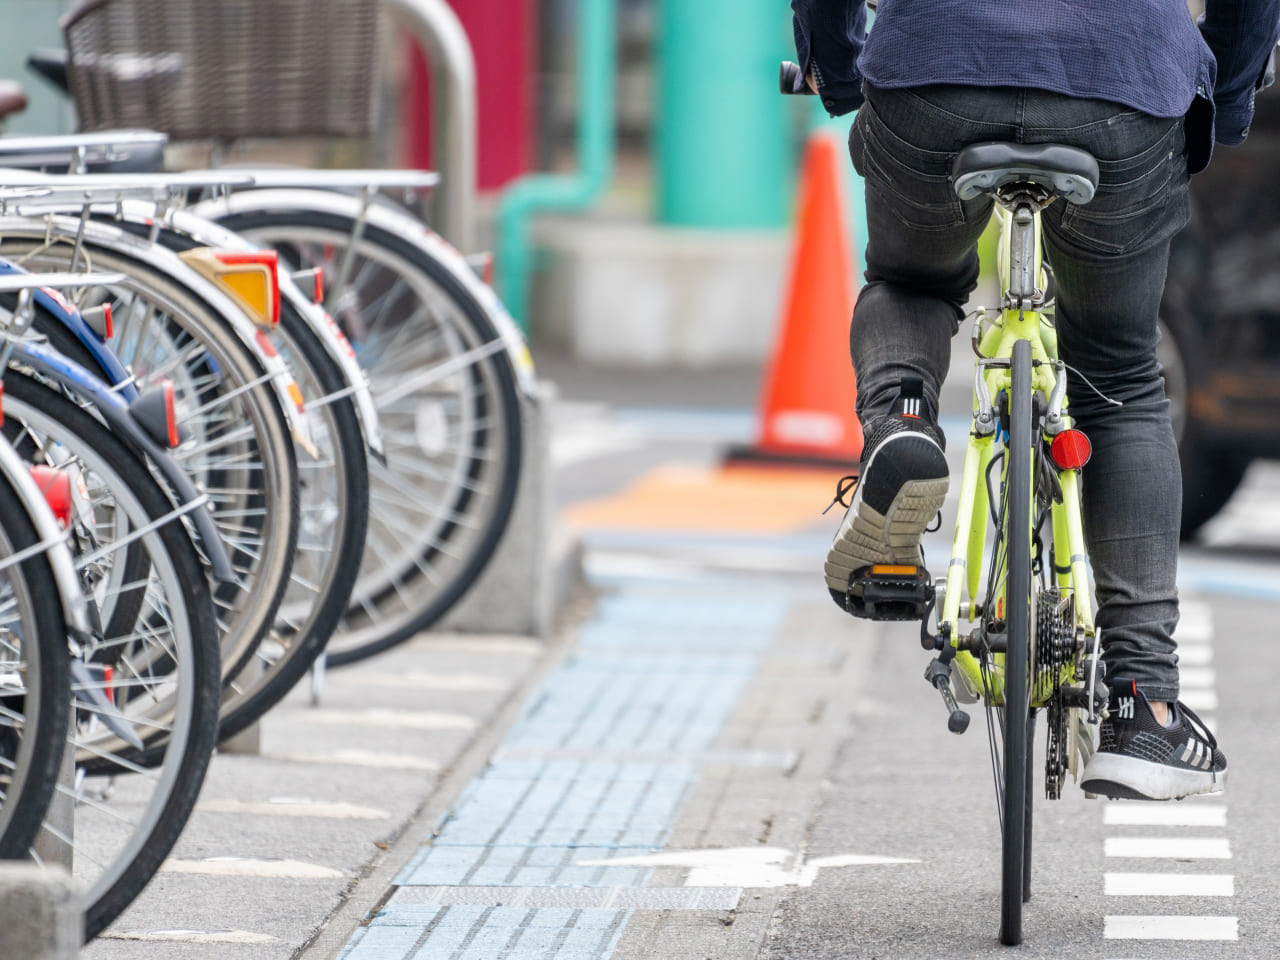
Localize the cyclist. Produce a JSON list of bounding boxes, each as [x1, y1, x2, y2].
[[797, 0, 1279, 800]]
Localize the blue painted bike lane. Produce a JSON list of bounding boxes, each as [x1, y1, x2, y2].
[[338, 577, 792, 960]]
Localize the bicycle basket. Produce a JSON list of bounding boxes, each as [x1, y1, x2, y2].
[[62, 0, 380, 141]]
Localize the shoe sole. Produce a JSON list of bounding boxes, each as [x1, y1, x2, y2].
[[825, 434, 949, 597], [1080, 752, 1226, 801]]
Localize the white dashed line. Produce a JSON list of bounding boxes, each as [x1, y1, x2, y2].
[[298, 709, 477, 730], [269, 749, 441, 771], [198, 799, 391, 819], [1177, 645, 1213, 666], [160, 858, 344, 879], [1105, 837, 1231, 860], [1180, 688, 1219, 712], [1103, 804, 1226, 827], [327, 671, 511, 691], [1103, 915, 1238, 940], [1176, 666, 1217, 689], [1104, 872, 1234, 897], [406, 636, 543, 657], [100, 929, 280, 944]]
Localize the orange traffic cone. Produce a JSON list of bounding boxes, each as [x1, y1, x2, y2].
[[731, 131, 863, 467]]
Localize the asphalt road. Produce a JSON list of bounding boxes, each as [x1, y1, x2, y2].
[[538, 343, 1279, 960]]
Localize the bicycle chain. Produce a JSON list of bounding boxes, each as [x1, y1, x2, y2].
[[1035, 586, 1075, 799]]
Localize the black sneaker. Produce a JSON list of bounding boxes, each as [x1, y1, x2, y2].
[[824, 377, 949, 609], [1081, 686, 1226, 801]]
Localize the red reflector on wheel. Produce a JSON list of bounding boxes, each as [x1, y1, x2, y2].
[[1050, 429, 1092, 470]]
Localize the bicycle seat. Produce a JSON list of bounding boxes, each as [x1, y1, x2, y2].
[[952, 143, 1099, 204]]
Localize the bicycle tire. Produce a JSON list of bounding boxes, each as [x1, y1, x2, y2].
[[0, 465, 71, 859], [3, 375, 221, 940], [0, 238, 300, 684], [217, 296, 370, 738], [1000, 338, 1035, 946], [216, 209, 523, 664]]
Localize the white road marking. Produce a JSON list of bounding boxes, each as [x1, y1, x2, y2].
[[1176, 666, 1217, 689], [577, 847, 917, 888], [1103, 804, 1226, 827], [1105, 837, 1231, 859], [1177, 645, 1213, 666], [198, 799, 390, 819], [100, 930, 280, 944], [1103, 915, 1238, 940], [1104, 873, 1234, 897], [406, 636, 543, 657], [269, 749, 441, 771], [1181, 689, 1219, 711], [325, 671, 510, 691], [161, 858, 343, 879], [297, 708, 477, 730], [1178, 602, 1213, 639]]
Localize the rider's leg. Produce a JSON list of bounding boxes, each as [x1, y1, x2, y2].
[[848, 84, 1003, 426], [1037, 114, 1190, 705]]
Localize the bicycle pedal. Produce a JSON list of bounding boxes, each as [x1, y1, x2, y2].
[[844, 565, 933, 621]]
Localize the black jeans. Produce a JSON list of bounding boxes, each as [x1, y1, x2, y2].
[[848, 84, 1191, 701]]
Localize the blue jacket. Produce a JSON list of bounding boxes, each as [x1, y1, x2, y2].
[[791, 0, 1280, 172]]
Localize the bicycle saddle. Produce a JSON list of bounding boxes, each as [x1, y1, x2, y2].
[[952, 142, 1099, 204]]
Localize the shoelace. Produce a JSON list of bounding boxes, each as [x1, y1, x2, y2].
[[822, 475, 859, 515], [1175, 699, 1222, 782]]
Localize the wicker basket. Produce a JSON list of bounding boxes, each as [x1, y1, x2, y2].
[[63, 0, 380, 141]]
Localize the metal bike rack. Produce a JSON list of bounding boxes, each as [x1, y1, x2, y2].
[[383, 0, 478, 253]]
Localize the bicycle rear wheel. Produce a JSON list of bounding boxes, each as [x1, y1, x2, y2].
[[1000, 338, 1035, 946]]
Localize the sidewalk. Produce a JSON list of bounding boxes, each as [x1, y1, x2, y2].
[[82, 631, 556, 959]]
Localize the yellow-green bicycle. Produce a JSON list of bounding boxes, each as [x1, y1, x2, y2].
[[850, 142, 1110, 946], [781, 61, 1112, 946]]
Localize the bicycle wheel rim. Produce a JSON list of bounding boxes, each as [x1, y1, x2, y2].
[[1000, 337, 1034, 946]]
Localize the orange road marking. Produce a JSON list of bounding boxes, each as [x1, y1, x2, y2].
[[564, 463, 846, 534]]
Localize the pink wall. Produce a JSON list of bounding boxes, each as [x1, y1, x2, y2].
[[401, 0, 536, 192]]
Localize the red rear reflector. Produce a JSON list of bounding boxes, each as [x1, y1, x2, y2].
[[1050, 429, 1092, 471], [314, 269, 324, 305], [163, 380, 179, 448], [103, 302, 113, 339], [29, 465, 71, 526], [103, 664, 115, 705]]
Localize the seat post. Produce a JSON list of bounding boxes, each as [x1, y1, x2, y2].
[[1008, 204, 1038, 306]]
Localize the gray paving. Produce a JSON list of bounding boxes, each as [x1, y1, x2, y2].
[[82, 633, 553, 960]]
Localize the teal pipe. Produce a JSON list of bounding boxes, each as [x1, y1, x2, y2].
[[497, 0, 616, 330], [656, 0, 790, 228]]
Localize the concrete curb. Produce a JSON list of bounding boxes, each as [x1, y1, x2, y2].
[[0, 864, 79, 959]]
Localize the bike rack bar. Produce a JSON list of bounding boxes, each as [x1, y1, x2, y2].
[[383, 0, 477, 253]]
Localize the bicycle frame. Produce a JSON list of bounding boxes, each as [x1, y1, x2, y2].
[[940, 203, 1097, 706]]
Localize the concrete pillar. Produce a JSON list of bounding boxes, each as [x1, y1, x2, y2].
[[655, 0, 791, 228], [0, 864, 80, 958]]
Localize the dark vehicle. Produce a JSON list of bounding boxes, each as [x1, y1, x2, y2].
[[1160, 87, 1280, 539]]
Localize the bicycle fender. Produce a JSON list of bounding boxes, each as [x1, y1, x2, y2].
[[190, 187, 539, 397], [0, 213, 316, 454], [154, 204, 385, 461]]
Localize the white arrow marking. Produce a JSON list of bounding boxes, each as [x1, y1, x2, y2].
[[577, 847, 918, 888]]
